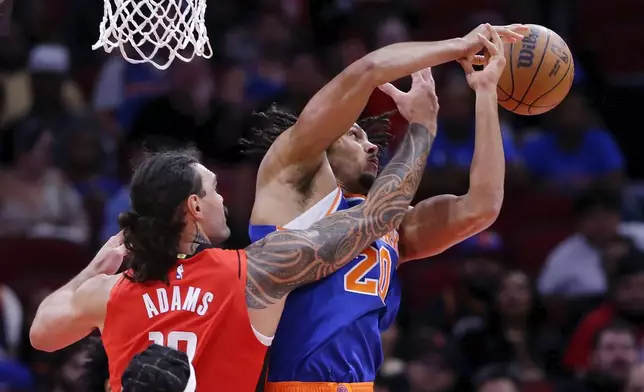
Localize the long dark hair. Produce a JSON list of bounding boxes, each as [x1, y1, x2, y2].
[[120, 148, 205, 284]]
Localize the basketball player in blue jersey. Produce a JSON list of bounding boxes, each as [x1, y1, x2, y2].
[[245, 25, 523, 391]]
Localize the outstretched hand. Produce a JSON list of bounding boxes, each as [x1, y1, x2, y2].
[[378, 67, 439, 133], [462, 23, 527, 65], [88, 231, 127, 276], [458, 24, 507, 92]]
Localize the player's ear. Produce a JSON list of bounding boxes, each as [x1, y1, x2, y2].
[[186, 194, 202, 220]]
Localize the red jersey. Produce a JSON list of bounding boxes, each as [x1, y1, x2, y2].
[[102, 247, 268, 391]]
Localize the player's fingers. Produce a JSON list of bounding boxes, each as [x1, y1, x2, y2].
[[471, 55, 488, 66], [477, 33, 499, 56], [377, 83, 403, 100], [486, 23, 503, 47], [411, 71, 423, 85], [114, 244, 127, 258], [420, 67, 434, 86], [457, 59, 475, 75], [496, 24, 526, 41], [506, 23, 530, 37], [108, 231, 124, 246]]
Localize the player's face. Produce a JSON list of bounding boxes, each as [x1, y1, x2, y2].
[[327, 125, 379, 194], [191, 164, 230, 243]]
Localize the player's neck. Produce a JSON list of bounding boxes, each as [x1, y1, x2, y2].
[[178, 226, 211, 256], [337, 181, 366, 197]]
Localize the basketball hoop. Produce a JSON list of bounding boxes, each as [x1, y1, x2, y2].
[[92, 0, 212, 70]]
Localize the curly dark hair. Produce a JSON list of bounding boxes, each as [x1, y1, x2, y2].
[[122, 344, 191, 392], [239, 103, 396, 158]]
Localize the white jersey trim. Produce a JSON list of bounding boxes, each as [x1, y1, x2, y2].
[[282, 188, 342, 230], [252, 325, 274, 346]]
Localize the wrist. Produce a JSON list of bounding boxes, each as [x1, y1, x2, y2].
[[475, 87, 498, 98], [453, 37, 468, 58], [409, 121, 437, 136], [79, 266, 102, 281]]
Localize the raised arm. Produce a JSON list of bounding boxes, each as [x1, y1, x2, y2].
[[397, 25, 507, 262], [244, 76, 437, 309], [30, 234, 125, 352], [260, 24, 527, 178]]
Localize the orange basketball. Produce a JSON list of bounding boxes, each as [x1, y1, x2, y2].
[[497, 24, 575, 116]]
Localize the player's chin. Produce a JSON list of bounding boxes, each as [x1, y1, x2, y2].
[[358, 172, 376, 191], [364, 165, 379, 178], [218, 226, 231, 243]]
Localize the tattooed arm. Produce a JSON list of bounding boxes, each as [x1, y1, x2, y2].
[[244, 122, 434, 334]]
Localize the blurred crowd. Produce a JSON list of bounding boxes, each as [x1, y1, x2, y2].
[[0, 0, 643, 391]]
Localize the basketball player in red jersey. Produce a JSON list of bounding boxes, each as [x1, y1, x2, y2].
[[30, 116, 433, 392]]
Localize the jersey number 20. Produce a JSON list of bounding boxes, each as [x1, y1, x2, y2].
[[149, 331, 197, 391], [344, 246, 392, 301]]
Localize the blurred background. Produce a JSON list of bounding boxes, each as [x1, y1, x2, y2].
[[0, 0, 644, 391]]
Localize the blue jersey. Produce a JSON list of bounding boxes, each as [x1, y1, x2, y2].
[[249, 188, 401, 383]]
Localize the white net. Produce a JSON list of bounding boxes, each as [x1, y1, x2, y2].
[[92, 0, 212, 70]]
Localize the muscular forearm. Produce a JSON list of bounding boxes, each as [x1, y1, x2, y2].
[[245, 124, 433, 306], [397, 92, 504, 262], [30, 268, 97, 350], [364, 39, 466, 86], [467, 89, 505, 214]]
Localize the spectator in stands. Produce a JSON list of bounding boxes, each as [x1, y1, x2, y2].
[[565, 323, 638, 391], [0, 284, 33, 391], [424, 231, 505, 335], [375, 15, 411, 48], [378, 322, 406, 389], [100, 138, 145, 243], [473, 364, 521, 392], [80, 337, 109, 392], [625, 363, 644, 392], [601, 235, 636, 283], [0, 121, 88, 243], [1, 42, 87, 167], [564, 248, 644, 372], [459, 270, 562, 382], [264, 51, 327, 114], [404, 328, 461, 392], [538, 188, 644, 299], [92, 53, 167, 133], [521, 90, 624, 194], [50, 339, 93, 392], [0, 284, 25, 360], [425, 71, 523, 196], [243, 12, 292, 104], [130, 58, 244, 163], [0, 33, 84, 127], [62, 120, 122, 247]]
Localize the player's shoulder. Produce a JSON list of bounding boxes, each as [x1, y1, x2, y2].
[[78, 273, 121, 296], [200, 247, 243, 261], [197, 247, 245, 274], [74, 274, 121, 320]]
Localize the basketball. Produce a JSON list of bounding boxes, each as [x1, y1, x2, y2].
[[497, 24, 574, 116]]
